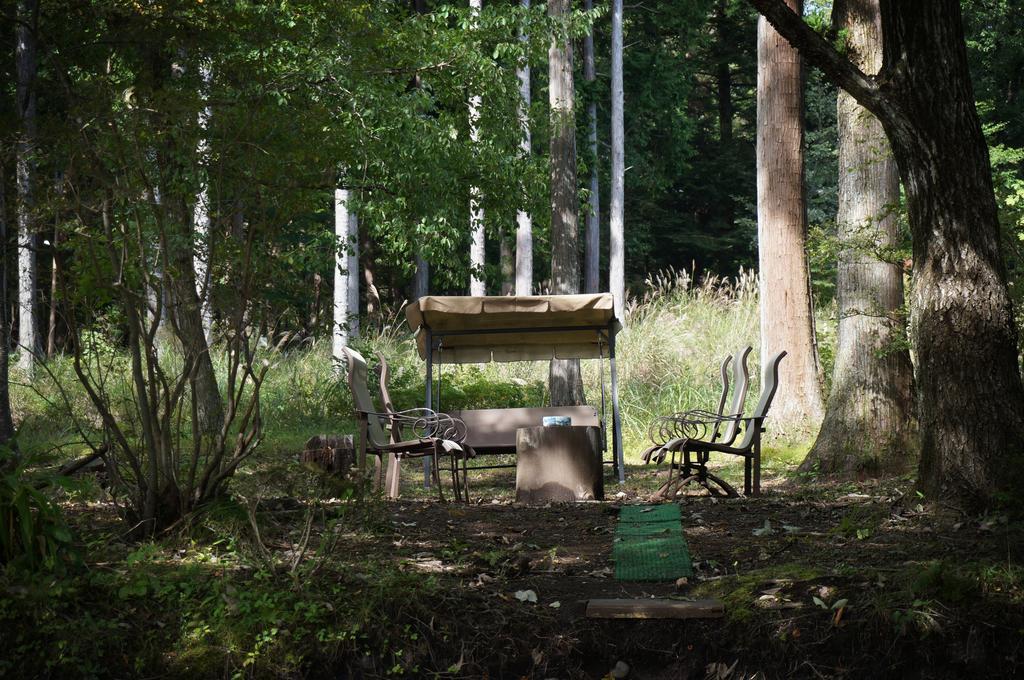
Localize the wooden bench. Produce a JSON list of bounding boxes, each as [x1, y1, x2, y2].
[[448, 406, 601, 455]]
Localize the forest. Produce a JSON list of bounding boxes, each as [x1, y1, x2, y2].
[[1, 0, 1023, 677]]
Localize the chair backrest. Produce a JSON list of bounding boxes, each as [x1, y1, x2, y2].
[[734, 350, 787, 450], [719, 345, 753, 445], [342, 347, 390, 448], [375, 351, 396, 414], [709, 354, 732, 441]]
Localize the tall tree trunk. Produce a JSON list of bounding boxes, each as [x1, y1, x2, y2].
[[165, 230, 223, 435], [500, 229, 514, 295], [803, 0, 915, 476], [755, 1, 824, 426], [515, 0, 534, 296], [47, 208, 58, 357], [468, 0, 486, 297], [583, 0, 600, 295], [15, 0, 39, 374], [347, 209, 360, 338], [748, 0, 1024, 507], [548, 0, 585, 406], [413, 254, 429, 301], [193, 62, 214, 345], [715, 3, 735, 230], [0, 164, 17, 451], [609, 0, 625, 320], [332, 188, 352, 366]]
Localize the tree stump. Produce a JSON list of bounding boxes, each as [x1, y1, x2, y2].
[[515, 425, 603, 504], [301, 435, 356, 477]]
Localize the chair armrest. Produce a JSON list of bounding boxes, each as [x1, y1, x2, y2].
[[648, 411, 743, 445], [387, 408, 469, 443]]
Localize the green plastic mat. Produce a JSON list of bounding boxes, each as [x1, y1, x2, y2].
[[613, 504, 693, 581]]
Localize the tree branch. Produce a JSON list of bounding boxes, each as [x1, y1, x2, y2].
[[747, 0, 883, 115]]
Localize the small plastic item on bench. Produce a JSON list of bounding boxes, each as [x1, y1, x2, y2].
[[542, 416, 572, 427]]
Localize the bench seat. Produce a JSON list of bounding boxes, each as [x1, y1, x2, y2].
[[449, 406, 601, 455]]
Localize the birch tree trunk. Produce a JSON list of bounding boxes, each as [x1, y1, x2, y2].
[[755, 1, 824, 426], [193, 62, 214, 345], [16, 0, 39, 373], [468, 0, 486, 297], [515, 0, 534, 296], [583, 0, 600, 295], [548, 0, 585, 406], [609, 0, 625, 320], [803, 0, 915, 476], [332, 188, 352, 366]]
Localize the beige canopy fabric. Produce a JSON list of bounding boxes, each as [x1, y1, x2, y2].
[[405, 294, 619, 364]]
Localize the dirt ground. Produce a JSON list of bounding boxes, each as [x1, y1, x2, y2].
[[321, 462, 1024, 678]]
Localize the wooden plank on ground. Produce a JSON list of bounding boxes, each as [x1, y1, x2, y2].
[[585, 598, 724, 620]]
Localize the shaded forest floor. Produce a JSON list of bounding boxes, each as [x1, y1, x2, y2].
[[4, 461, 1023, 679]]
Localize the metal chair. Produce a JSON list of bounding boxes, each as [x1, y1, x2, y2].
[[654, 351, 786, 498], [642, 346, 752, 464], [342, 347, 472, 502]]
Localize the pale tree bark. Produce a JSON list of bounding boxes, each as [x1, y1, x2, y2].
[[748, 0, 1024, 507], [756, 0, 824, 426], [332, 188, 352, 366], [803, 0, 915, 477], [515, 0, 534, 296], [193, 62, 214, 345], [16, 0, 39, 374], [548, 0, 585, 406], [347, 209, 360, 338], [583, 0, 600, 294], [609, 0, 625, 320], [468, 0, 486, 296]]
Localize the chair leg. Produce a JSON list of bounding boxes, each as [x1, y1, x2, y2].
[[432, 445, 445, 502], [386, 455, 402, 499], [744, 453, 752, 497], [752, 434, 761, 496]]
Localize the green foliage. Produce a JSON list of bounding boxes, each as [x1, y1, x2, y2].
[[0, 451, 77, 572]]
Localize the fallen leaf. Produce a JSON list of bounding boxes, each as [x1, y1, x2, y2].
[[514, 589, 538, 603]]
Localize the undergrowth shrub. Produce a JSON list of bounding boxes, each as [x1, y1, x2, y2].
[[0, 450, 77, 572]]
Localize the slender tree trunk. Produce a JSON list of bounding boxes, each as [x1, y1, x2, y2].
[[413, 255, 429, 301], [332, 188, 352, 366], [500, 229, 514, 295], [609, 0, 625, 320], [583, 0, 600, 295], [748, 0, 1024, 506], [47, 210, 58, 357], [193, 62, 214, 345], [347, 209, 360, 338], [803, 0, 915, 477], [468, 0, 486, 296], [548, 0, 585, 406], [715, 4, 735, 229], [0, 164, 17, 450], [515, 0, 534, 296], [756, 1, 824, 426], [15, 0, 39, 374]]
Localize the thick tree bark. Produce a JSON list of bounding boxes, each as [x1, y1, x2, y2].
[[548, 0, 585, 406], [609, 0, 625, 320], [803, 0, 915, 477], [515, 0, 534, 296], [748, 0, 1024, 506], [755, 0, 824, 426], [16, 0, 39, 374], [332, 188, 352, 364], [583, 0, 600, 295], [468, 0, 486, 297]]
